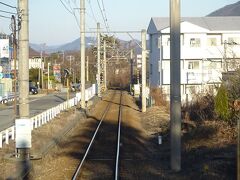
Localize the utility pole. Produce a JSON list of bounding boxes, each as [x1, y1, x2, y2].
[[41, 44, 45, 89], [16, 0, 31, 161], [80, 0, 86, 109], [103, 40, 107, 90], [97, 22, 101, 97], [47, 62, 50, 90], [130, 49, 133, 93], [38, 50, 42, 89], [223, 40, 227, 72], [86, 56, 89, 82], [141, 30, 147, 113], [68, 55, 74, 74], [11, 15, 18, 118], [170, 0, 181, 172], [238, 113, 240, 180]]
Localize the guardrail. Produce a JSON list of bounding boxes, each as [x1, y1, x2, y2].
[[0, 84, 96, 148]]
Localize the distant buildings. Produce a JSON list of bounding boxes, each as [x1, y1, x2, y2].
[[147, 16, 240, 102], [0, 35, 12, 96], [0, 35, 44, 96]]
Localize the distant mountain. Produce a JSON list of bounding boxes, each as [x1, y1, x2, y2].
[[30, 37, 96, 54], [29, 43, 60, 54], [30, 37, 146, 55], [29, 47, 41, 57], [207, 1, 240, 16]]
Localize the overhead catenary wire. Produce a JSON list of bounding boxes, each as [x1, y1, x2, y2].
[[87, 0, 98, 24], [0, 2, 17, 9], [0, 9, 16, 15], [96, 0, 110, 33], [100, 0, 109, 31], [59, 0, 74, 15], [0, 14, 11, 19], [59, 0, 93, 31]]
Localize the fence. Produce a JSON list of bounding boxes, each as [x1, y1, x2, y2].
[[0, 84, 96, 148]]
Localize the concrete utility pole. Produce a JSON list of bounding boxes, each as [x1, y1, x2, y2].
[[11, 15, 18, 118], [80, 0, 86, 109], [47, 62, 50, 90], [141, 30, 147, 113], [97, 22, 101, 97], [130, 49, 133, 92], [41, 44, 45, 89], [223, 40, 227, 72], [18, 0, 29, 121], [86, 56, 89, 82], [16, 0, 31, 161], [38, 51, 42, 88], [170, 0, 181, 172], [103, 40, 107, 90]]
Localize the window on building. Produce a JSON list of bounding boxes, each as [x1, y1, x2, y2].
[[210, 61, 222, 69], [207, 38, 217, 46], [150, 64, 153, 75], [161, 36, 170, 46], [188, 61, 199, 69], [162, 61, 170, 70], [187, 85, 196, 94], [190, 38, 201, 47], [228, 37, 240, 45], [166, 38, 170, 46]]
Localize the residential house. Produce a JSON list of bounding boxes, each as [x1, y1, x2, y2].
[[147, 16, 240, 102]]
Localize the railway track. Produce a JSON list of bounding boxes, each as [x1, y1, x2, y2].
[[72, 90, 123, 180]]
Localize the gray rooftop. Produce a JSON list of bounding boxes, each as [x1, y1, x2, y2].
[[147, 16, 240, 34]]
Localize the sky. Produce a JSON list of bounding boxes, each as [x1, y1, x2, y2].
[[0, 0, 239, 46]]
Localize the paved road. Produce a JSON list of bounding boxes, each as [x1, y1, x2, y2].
[[0, 92, 75, 131]]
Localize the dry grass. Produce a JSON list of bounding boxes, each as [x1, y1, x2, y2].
[[150, 87, 169, 110]]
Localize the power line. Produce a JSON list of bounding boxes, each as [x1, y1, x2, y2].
[[59, 0, 74, 15], [58, 0, 91, 32], [96, 0, 109, 33], [83, 30, 141, 34], [87, 0, 97, 24], [0, 14, 11, 19], [100, 0, 109, 30], [0, 2, 17, 9], [0, 9, 16, 15], [59, 0, 80, 29]]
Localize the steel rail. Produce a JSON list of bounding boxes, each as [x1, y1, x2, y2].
[[72, 92, 116, 180], [115, 91, 123, 180]]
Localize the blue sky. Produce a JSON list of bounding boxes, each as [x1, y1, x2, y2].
[[0, 0, 239, 45]]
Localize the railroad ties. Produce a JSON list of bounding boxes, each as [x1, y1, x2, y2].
[[72, 90, 123, 180]]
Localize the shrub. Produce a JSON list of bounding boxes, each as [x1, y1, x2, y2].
[[182, 94, 215, 122], [214, 85, 231, 121], [150, 87, 167, 107]]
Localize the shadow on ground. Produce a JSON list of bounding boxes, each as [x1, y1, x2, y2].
[[46, 94, 236, 180]]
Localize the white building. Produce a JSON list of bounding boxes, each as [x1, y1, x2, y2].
[[147, 16, 240, 102], [11, 57, 42, 70]]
